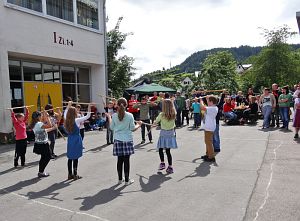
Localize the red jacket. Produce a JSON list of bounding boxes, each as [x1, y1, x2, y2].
[[223, 103, 235, 113], [128, 99, 139, 113], [11, 109, 29, 140]]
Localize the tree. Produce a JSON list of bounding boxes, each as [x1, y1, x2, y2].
[[249, 25, 299, 89], [107, 17, 135, 97], [201, 51, 238, 92]]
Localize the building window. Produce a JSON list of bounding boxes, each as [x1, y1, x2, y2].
[[23, 62, 42, 81], [46, 0, 74, 22], [10, 82, 24, 110], [43, 64, 60, 82], [62, 84, 76, 101], [77, 85, 90, 102], [61, 66, 76, 83], [77, 67, 90, 84], [77, 0, 99, 29], [9, 60, 22, 81], [7, 0, 42, 12]]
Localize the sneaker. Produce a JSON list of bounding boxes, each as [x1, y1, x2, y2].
[[158, 162, 166, 170], [125, 179, 134, 186], [203, 157, 216, 162], [149, 140, 153, 143], [118, 178, 124, 184], [140, 140, 145, 144], [294, 134, 299, 139], [38, 172, 50, 178], [166, 166, 174, 174]]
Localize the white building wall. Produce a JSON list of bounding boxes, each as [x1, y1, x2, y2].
[[0, 0, 107, 133]]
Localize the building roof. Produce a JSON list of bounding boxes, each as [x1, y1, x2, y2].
[[297, 12, 300, 33]]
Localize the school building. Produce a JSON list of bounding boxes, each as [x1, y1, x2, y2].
[[0, 0, 107, 135]]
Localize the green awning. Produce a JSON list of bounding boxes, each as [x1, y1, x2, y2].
[[126, 83, 176, 94]]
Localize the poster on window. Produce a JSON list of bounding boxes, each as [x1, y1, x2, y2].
[[14, 88, 22, 100]]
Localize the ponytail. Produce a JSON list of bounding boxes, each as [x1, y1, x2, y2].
[[117, 97, 128, 121], [118, 103, 125, 121]]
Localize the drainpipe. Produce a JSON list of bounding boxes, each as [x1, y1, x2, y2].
[[103, 0, 108, 96]]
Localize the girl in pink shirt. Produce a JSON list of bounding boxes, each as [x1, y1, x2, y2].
[[10, 107, 29, 167]]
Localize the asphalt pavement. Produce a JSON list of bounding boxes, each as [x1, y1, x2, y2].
[[0, 120, 299, 221]]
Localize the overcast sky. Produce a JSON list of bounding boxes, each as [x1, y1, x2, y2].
[[106, 0, 300, 78]]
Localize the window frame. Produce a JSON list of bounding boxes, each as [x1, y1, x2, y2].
[[4, 0, 103, 34]]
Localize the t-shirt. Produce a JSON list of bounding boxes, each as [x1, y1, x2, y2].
[[202, 106, 218, 132], [155, 112, 175, 130], [11, 109, 28, 140], [278, 94, 292, 108], [262, 95, 272, 107], [192, 102, 200, 113], [134, 103, 150, 120], [110, 112, 135, 142], [33, 122, 48, 144]]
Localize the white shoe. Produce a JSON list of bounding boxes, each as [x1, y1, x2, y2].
[[125, 179, 134, 186]]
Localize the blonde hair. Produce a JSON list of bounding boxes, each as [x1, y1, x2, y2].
[[117, 98, 127, 121], [64, 106, 76, 134], [161, 99, 176, 121]]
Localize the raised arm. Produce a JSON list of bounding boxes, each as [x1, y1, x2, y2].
[[10, 109, 17, 124], [75, 104, 92, 125], [199, 98, 207, 111], [24, 107, 29, 123]]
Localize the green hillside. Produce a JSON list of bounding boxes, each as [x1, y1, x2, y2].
[[135, 44, 300, 82]]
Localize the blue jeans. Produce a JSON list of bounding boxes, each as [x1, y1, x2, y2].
[[262, 105, 272, 128], [213, 124, 220, 151], [194, 113, 201, 126], [224, 112, 237, 120], [280, 107, 289, 128]]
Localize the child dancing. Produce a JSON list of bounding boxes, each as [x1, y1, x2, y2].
[[155, 99, 178, 173]]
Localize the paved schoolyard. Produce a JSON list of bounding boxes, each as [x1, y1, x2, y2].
[[0, 120, 300, 221]]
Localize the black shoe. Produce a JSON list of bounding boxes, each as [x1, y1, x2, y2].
[[270, 124, 275, 127], [294, 134, 299, 139], [14, 161, 18, 168], [201, 155, 208, 159], [140, 140, 145, 144], [204, 157, 216, 162]]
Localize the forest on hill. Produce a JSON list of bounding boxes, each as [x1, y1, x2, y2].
[[139, 44, 300, 80]]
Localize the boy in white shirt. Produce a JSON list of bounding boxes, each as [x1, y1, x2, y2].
[[199, 96, 218, 162]]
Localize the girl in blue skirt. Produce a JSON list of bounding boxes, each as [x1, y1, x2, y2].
[[155, 99, 178, 174], [64, 101, 91, 180], [107, 98, 142, 186]]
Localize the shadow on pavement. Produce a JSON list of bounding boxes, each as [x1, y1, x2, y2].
[[25, 179, 74, 201], [0, 177, 40, 196], [75, 184, 126, 211], [86, 144, 110, 153], [137, 173, 172, 193], [0, 152, 67, 177], [177, 158, 218, 182]]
